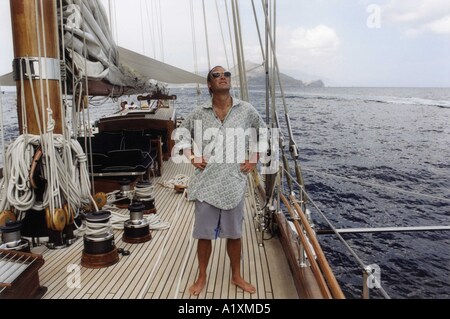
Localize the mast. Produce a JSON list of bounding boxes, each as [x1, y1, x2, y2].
[[10, 0, 63, 135]]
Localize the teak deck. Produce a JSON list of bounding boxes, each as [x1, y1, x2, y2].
[[33, 161, 298, 299]]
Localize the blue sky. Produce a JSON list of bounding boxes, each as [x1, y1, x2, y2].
[[1, 0, 449, 87]]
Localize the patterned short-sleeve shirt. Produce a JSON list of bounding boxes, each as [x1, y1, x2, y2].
[[178, 98, 265, 210]]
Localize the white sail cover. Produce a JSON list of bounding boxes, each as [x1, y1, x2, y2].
[[0, 73, 14, 86], [118, 47, 204, 84]]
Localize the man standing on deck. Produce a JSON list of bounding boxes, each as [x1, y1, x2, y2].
[[176, 66, 265, 295]]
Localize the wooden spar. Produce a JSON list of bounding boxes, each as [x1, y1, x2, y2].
[[280, 193, 332, 299], [10, 0, 62, 135], [289, 194, 345, 299]]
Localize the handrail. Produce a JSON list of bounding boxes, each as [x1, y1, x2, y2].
[[283, 167, 391, 299], [280, 193, 332, 299], [289, 194, 345, 299]]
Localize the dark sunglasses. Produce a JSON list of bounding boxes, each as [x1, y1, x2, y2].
[[211, 71, 231, 78]]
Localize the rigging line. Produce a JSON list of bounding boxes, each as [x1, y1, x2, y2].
[[202, 0, 211, 70], [231, 0, 249, 101], [140, 0, 146, 55], [80, 0, 91, 139], [37, 0, 59, 211], [0, 91, 5, 175], [282, 167, 391, 299], [152, 0, 161, 60], [303, 167, 450, 203], [109, 0, 118, 44], [34, 0, 47, 135], [260, 0, 306, 193], [19, 61, 29, 135], [152, 0, 159, 59], [259, 0, 292, 140], [224, 0, 237, 75], [215, 0, 230, 70], [251, 0, 265, 61], [264, 0, 270, 125], [58, 0, 68, 119], [39, 0, 52, 120], [147, 0, 157, 58], [189, 0, 198, 74], [158, 0, 165, 62], [56, 0, 73, 212]]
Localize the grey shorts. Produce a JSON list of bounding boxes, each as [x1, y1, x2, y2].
[[193, 198, 245, 240]]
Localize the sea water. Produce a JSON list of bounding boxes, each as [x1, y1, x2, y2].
[[1, 86, 449, 298]]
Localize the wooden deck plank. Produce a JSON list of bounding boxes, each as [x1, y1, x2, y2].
[[242, 195, 257, 299], [264, 228, 299, 299], [34, 160, 299, 299], [145, 202, 192, 298], [153, 203, 193, 298], [112, 249, 152, 299], [93, 242, 148, 298], [41, 241, 89, 299], [162, 208, 196, 299], [124, 225, 177, 298], [179, 238, 199, 299]]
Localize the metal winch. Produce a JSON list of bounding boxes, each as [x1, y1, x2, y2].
[[122, 201, 152, 244], [0, 221, 30, 252], [81, 210, 119, 268], [119, 179, 134, 198]]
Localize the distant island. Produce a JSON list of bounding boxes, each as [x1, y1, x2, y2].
[[239, 62, 325, 88]]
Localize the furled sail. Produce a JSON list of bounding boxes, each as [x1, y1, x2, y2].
[[61, 0, 203, 93]]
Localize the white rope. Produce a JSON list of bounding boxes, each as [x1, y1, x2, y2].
[[1, 134, 92, 214], [84, 220, 112, 236], [135, 185, 155, 198], [101, 203, 170, 231], [4, 135, 39, 211], [159, 174, 189, 189]]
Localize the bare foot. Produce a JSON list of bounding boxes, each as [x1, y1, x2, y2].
[[189, 277, 206, 296], [231, 278, 256, 294]]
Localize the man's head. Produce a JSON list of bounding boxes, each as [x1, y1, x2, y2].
[[207, 66, 232, 97]]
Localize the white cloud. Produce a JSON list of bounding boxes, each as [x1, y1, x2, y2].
[[273, 25, 340, 74], [289, 25, 340, 54], [381, 0, 450, 35], [424, 15, 450, 34]]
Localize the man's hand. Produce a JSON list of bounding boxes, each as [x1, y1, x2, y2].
[[240, 160, 256, 175], [192, 156, 208, 170]]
